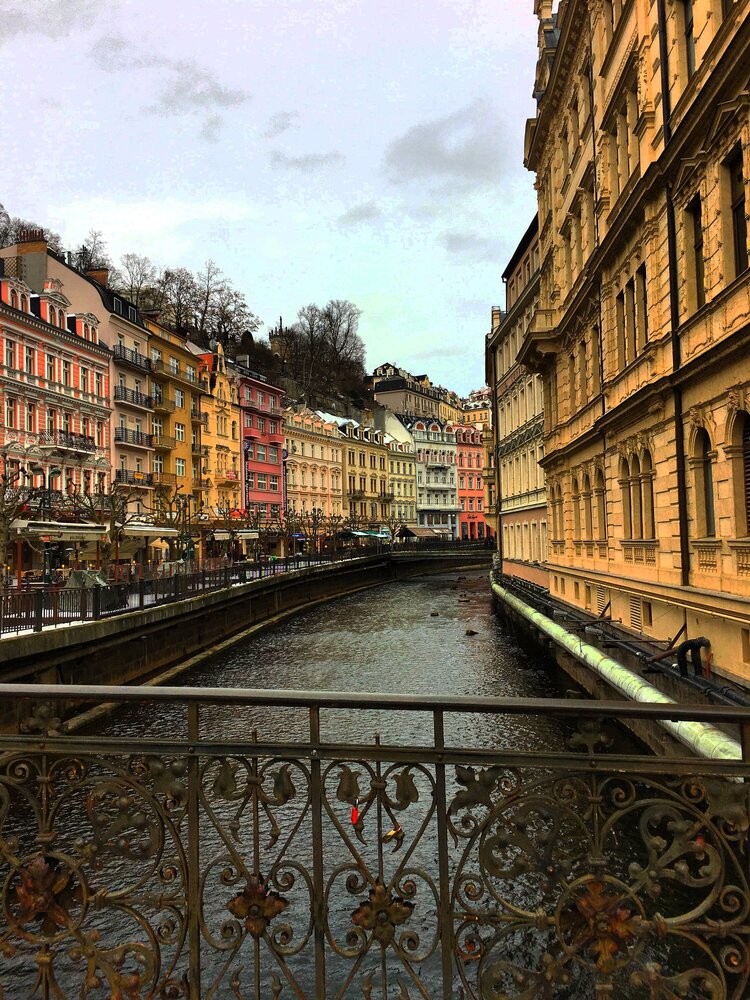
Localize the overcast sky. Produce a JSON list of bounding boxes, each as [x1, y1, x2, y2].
[[1, 0, 539, 394]]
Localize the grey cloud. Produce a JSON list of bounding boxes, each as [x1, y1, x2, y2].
[[384, 100, 506, 190], [269, 150, 345, 172], [338, 201, 382, 226], [440, 231, 499, 262], [90, 34, 249, 139], [1, 0, 103, 43], [262, 111, 300, 139]]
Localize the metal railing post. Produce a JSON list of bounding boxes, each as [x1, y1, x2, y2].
[[186, 703, 202, 998], [433, 709, 454, 996], [138, 579, 145, 610], [33, 591, 43, 632], [309, 705, 327, 996], [223, 567, 230, 589], [92, 587, 101, 621]]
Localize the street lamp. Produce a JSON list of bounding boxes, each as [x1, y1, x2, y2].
[[30, 464, 61, 582]]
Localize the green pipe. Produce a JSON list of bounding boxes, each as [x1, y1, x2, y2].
[[491, 578, 741, 761]]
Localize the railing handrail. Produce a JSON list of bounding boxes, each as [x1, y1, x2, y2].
[[1, 680, 749, 724]]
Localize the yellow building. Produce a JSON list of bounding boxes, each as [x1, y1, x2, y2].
[[192, 344, 242, 516], [144, 319, 207, 510], [284, 407, 344, 516], [328, 415, 393, 526], [386, 436, 417, 526], [520, 0, 750, 683]]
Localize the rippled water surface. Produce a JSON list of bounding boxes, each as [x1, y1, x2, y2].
[[104, 570, 572, 750]]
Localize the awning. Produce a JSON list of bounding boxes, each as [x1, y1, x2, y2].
[[213, 529, 260, 541], [123, 524, 179, 538], [398, 526, 437, 538], [213, 530, 231, 541], [237, 530, 259, 540], [12, 520, 107, 542]]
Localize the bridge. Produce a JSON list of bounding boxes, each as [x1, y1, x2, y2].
[[0, 683, 747, 998]]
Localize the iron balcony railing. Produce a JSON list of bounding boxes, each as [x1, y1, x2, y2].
[[0, 686, 748, 998], [114, 427, 153, 447], [112, 343, 152, 371], [38, 430, 97, 453], [114, 385, 153, 409], [115, 469, 154, 487]]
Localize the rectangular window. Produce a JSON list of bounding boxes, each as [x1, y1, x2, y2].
[[687, 195, 705, 311], [257, 417, 265, 431], [245, 442, 254, 460], [269, 421, 277, 433], [5, 340, 15, 369], [258, 474, 267, 490], [25, 402, 34, 432], [616, 291, 626, 369], [729, 148, 748, 279], [62, 360, 70, 386], [80, 367, 89, 392], [95, 373, 103, 396], [169, 358, 179, 374], [683, 0, 696, 79], [270, 475, 279, 491], [46, 354, 55, 381], [269, 445, 278, 463], [175, 458, 186, 477], [25, 347, 34, 374], [6, 398, 16, 428], [175, 388, 185, 408], [175, 423, 185, 442], [257, 444, 266, 462]]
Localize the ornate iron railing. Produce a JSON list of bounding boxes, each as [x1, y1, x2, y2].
[[0, 685, 749, 998]]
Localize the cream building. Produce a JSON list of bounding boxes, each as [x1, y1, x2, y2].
[[386, 436, 417, 527], [487, 216, 548, 586], [284, 407, 344, 516], [520, 0, 750, 683]]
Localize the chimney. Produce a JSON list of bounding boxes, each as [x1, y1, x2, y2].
[[85, 267, 109, 287], [491, 306, 503, 329]]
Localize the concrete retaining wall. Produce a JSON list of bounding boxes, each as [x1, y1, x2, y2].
[[1, 551, 491, 731]]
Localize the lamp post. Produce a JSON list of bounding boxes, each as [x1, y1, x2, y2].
[[30, 464, 61, 583]]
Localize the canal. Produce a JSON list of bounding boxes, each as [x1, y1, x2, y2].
[[103, 569, 572, 749], [2, 572, 723, 999]]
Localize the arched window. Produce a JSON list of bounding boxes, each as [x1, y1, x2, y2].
[[630, 455, 643, 539], [729, 411, 750, 537], [20, 295, 27, 312], [10, 290, 18, 309], [693, 428, 716, 537], [583, 474, 593, 539], [641, 451, 655, 538], [571, 477, 581, 539], [595, 468, 607, 540], [49, 307, 57, 326], [620, 458, 632, 539]]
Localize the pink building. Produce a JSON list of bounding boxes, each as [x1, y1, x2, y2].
[[234, 362, 284, 520], [456, 426, 488, 540]]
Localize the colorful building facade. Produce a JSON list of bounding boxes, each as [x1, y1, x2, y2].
[[283, 407, 344, 517], [456, 425, 488, 540], [235, 364, 284, 521], [195, 345, 241, 516], [404, 417, 459, 537]]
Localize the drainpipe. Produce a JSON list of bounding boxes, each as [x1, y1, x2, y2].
[[491, 577, 741, 760], [657, 0, 690, 588]]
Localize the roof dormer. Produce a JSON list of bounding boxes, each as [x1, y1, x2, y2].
[[0, 274, 33, 314], [39, 277, 71, 330], [68, 312, 101, 344]]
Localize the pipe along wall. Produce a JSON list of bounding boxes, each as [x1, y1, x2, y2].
[[491, 577, 742, 761]]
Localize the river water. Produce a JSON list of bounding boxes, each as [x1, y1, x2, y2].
[[104, 569, 572, 750]]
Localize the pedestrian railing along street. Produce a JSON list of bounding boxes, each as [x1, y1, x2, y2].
[[0, 687, 748, 998], [0, 540, 490, 636]]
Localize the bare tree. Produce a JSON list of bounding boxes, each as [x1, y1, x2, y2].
[[69, 482, 147, 578], [0, 466, 33, 582], [75, 229, 112, 273], [297, 507, 327, 558], [117, 253, 157, 306], [210, 284, 261, 353], [150, 485, 203, 562], [152, 268, 199, 331], [0, 204, 64, 254]]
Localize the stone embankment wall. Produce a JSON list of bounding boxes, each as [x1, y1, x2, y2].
[[0, 551, 491, 731]]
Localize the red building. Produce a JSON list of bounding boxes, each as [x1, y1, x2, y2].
[[0, 263, 112, 574], [233, 362, 284, 520], [456, 426, 488, 540]]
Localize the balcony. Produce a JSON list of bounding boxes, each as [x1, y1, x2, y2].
[[38, 430, 96, 454], [190, 407, 208, 424], [214, 468, 240, 484], [192, 478, 210, 490], [112, 344, 151, 372], [349, 489, 366, 500], [151, 471, 178, 487], [114, 427, 153, 448], [151, 360, 199, 385], [115, 469, 154, 488], [114, 386, 153, 410], [1, 683, 746, 999], [378, 491, 395, 502], [152, 393, 176, 413], [152, 434, 176, 451]]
